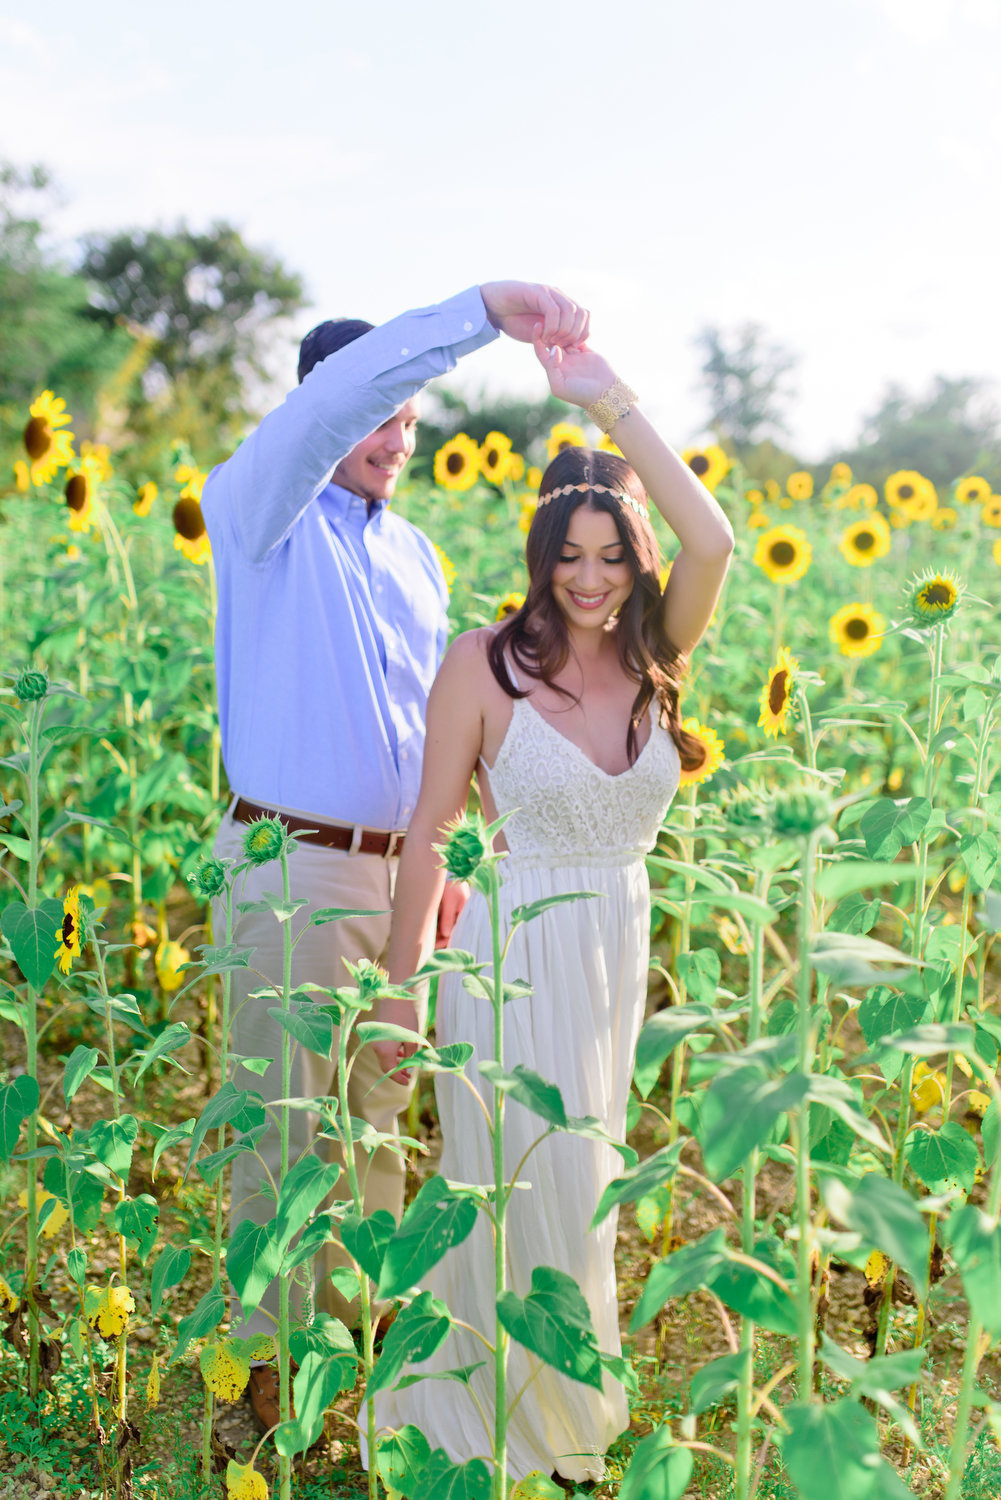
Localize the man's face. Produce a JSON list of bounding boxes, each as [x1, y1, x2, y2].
[[332, 396, 420, 503]]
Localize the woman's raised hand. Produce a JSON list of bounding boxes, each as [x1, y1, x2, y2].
[[534, 338, 618, 412]]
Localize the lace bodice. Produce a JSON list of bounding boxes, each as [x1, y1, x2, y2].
[[480, 696, 681, 866]]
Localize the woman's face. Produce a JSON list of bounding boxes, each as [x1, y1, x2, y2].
[[549, 505, 634, 628]]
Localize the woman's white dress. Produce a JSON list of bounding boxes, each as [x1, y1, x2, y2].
[[374, 691, 680, 1483]]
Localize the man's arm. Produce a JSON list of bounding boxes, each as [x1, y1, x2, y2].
[[202, 282, 588, 567], [202, 287, 495, 565]]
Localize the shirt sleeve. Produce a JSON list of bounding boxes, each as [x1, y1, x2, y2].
[[201, 286, 498, 565]]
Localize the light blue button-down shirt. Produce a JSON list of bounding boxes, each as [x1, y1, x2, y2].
[[201, 286, 498, 827]]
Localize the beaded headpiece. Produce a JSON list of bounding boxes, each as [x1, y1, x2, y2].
[[536, 481, 649, 522]]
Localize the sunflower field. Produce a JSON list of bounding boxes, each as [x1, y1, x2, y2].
[[2, 395, 1001, 1500]]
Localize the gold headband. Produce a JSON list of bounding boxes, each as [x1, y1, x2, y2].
[[536, 481, 649, 521]]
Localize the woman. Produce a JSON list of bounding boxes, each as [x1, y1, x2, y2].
[[369, 335, 734, 1483]]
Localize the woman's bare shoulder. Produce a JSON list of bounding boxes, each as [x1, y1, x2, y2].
[[437, 627, 511, 707]]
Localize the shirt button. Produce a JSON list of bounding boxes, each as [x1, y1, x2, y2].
[[463, 321, 473, 332], [401, 347, 409, 356]]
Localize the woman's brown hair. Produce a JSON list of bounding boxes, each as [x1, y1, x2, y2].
[[488, 447, 705, 771]]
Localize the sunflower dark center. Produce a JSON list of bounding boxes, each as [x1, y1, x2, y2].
[[689, 455, 710, 477], [768, 671, 789, 713], [446, 451, 465, 475], [24, 416, 52, 461], [173, 498, 206, 540], [845, 617, 870, 640], [920, 582, 953, 607], [898, 484, 914, 500], [770, 541, 796, 567], [486, 448, 498, 467], [557, 439, 575, 452], [65, 474, 89, 511], [855, 530, 875, 550], [61, 913, 75, 944]]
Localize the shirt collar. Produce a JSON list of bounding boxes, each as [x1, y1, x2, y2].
[[320, 482, 388, 528]]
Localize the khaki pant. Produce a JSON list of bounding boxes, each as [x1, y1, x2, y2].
[[213, 806, 420, 1338]]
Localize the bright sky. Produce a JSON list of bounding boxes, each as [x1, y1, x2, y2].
[[2, 0, 999, 459]]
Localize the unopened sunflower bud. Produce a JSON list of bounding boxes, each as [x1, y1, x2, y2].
[[438, 816, 487, 880], [770, 783, 834, 838], [14, 667, 48, 702], [188, 854, 227, 899], [242, 815, 286, 866]]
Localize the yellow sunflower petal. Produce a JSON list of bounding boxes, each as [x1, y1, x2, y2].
[[753, 524, 812, 585], [828, 602, 885, 658], [678, 717, 725, 787], [758, 647, 799, 738], [546, 422, 587, 461], [434, 433, 481, 492]]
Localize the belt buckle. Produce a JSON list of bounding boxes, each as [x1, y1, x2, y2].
[[384, 831, 402, 860]]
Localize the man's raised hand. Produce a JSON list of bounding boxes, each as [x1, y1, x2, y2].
[[480, 281, 589, 349]]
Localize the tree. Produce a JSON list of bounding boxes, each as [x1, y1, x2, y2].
[[694, 323, 798, 451], [834, 377, 1001, 489], [79, 223, 307, 462], [0, 163, 131, 424]]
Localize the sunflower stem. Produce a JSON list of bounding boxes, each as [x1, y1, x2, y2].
[[662, 783, 697, 1254]]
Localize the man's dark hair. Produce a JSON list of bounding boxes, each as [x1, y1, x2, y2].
[[297, 319, 375, 384]]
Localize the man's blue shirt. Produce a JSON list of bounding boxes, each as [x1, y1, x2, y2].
[[201, 287, 498, 827]]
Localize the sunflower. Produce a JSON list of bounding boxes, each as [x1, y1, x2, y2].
[[931, 507, 957, 530], [434, 433, 480, 492], [479, 431, 514, 485], [745, 488, 764, 507], [838, 512, 891, 567], [174, 463, 206, 502], [829, 461, 852, 487], [155, 938, 191, 992], [13, 460, 30, 492], [836, 482, 878, 511], [764, 479, 781, 503], [133, 481, 158, 516], [955, 475, 990, 505], [910, 1061, 946, 1114], [80, 441, 113, 481], [787, 470, 813, 501], [55, 887, 83, 975], [885, 470, 937, 520], [678, 717, 726, 787], [434, 543, 456, 592], [508, 452, 525, 482], [748, 508, 771, 528], [903, 569, 962, 628], [681, 444, 729, 493], [981, 495, 1001, 527], [495, 591, 525, 620], [758, 647, 799, 737], [64, 455, 105, 533], [18, 1188, 68, 1238], [828, 602, 885, 658], [753, 524, 812, 585], [659, 560, 673, 591], [23, 391, 75, 485], [598, 433, 623, 457], [994, 540, 1001, 567], [547, 421, 588, 460], [518, 496, 537, 534], [173, 498, 212, 564]]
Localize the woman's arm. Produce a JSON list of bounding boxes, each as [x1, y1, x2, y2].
[[534, 341, 735, 657], [370, 632, 489, 1075]]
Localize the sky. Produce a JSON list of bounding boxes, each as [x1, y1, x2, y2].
[[2, 0, 1000, 459]]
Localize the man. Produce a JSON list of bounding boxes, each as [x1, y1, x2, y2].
[[201, 280, 588, 1429]]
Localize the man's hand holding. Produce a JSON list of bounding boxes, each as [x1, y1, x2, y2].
[[480, 281, 589, 349]]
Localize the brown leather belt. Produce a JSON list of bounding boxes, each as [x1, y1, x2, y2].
[[232, 797, 405, 858]]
